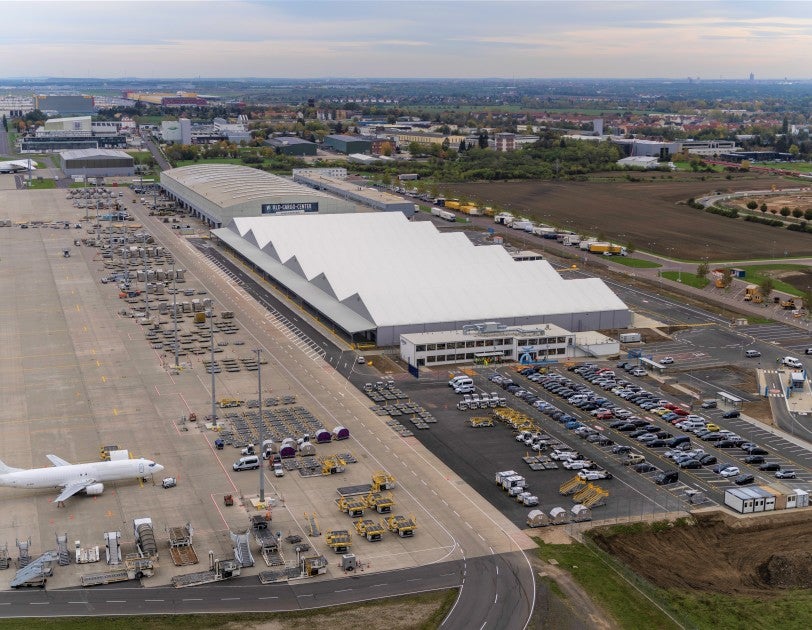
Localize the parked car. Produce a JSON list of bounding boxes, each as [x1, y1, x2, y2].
[[734, 473, 755, 485], [578, 469, 613, 481], [632, 462, 657, 473], [653, 470, 679, 485], [743, 455, 765, 465], [759, 462, 781, 472], [775, 470, 797, 479], [659, 357, 674, 364], [719, 466, 740, 477], [744, 349, 761, 358], [722, 410, 741, 419]]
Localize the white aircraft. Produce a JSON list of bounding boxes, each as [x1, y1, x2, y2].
[[0, 455, 164, 503], [0, 159, 36, 173]]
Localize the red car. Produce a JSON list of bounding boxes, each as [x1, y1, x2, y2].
[[596, 410, 614, 420], [672, 408, 689, 416]]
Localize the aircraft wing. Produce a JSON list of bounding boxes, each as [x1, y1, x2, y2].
[[55, 480, 95, 503], [47, 454, 71, 467]]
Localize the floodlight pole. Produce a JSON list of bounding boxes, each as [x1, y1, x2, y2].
[[172, 260, 179, 369], [210, 309, 217, 427], [257, 348, 264, 503]]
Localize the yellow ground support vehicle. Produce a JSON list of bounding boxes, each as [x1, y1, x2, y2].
[[386, 514, 417, 537], [354, 519, 386, 542]]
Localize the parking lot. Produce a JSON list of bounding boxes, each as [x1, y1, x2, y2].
[[388, 358, 812, 528]]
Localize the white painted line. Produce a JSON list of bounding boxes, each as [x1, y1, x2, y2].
[[334, 588, 353, 593], [297, 594, 314, 598], [494, 593, 498, 604], [407, 578, 421, 582], [106, 600, 126, 603], [29, 602, 50, 605], [257, 596, 278, 600], [220, 597, 240, 601], [371, 583, 387, 588], [144, 599, 165, 602], [182, 598, 203, 601]]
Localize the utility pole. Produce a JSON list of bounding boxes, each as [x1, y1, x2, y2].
[[256, 348, 264, 503], [142, 233, 149, 317]]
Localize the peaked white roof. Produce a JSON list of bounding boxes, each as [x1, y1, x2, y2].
[[215, 213, 627, 329]]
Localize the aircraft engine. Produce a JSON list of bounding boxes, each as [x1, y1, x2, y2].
[[83, 483, 104, 496]]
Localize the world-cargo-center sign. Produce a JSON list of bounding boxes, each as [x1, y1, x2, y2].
[[261, 202, 319, 214]]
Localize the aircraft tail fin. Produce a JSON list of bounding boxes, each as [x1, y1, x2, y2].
[[0, 458, 22, 474]]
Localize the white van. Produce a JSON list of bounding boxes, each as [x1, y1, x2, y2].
[[782, 356, 803, 369], [233, 455, 260, 471], [449, 375, 471, 387], [452, 378, 474, 391]]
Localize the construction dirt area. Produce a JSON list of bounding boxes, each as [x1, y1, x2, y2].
[[445, 173, 812, 260], [590, 510, 812, 596], [730, 191, 812, 215]]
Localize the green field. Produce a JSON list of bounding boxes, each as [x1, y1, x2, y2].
[[660, 271, 710, 288], [753, 161, 812, 173], [611, 257, 662, 268], [27, 178, 57, 189], [537, 529, 812, 630], [734, 264, 809, 297], [535, 539, 682, 629]]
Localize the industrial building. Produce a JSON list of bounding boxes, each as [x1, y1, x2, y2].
[[324, 134, 372, 154], [34, 94, 94, 114], [292, 169, 416, 216], [160, 164, 356, 228], [211, 213, 630, 346], [266, 136, 317, 156], [161, 119, 192, 145], [399, 322, 619, 368], [60, 149, 135, 178]]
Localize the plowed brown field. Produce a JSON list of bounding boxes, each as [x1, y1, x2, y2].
[[590, 511, 812, 596], [446, 175, 812, 259]]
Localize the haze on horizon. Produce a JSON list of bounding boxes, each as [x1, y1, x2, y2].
[[2, 0, 811, 80]]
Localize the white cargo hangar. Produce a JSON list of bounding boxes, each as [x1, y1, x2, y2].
[[212, 213, 630, 346], [160, 164, 356, 228]]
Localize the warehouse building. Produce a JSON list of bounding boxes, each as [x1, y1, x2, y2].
[[60, 148, 135, 177], [266, 136, 317, 156], [34, 94, 94, 114], [292, 170, 416, 216], [211, 213, 630, 346], [160, 164, 356, 228], [324, 134, 372, 154]]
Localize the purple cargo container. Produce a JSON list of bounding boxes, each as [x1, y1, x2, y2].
[[315, 429, 332, 444], [279, 445, 297, 459], [332, 426, 350, 441]]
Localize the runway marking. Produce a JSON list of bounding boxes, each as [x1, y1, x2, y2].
[[257, 596, 278, 600], [407, 578, 421, 582], [106, 600, 126, 603], [144, 599, 164, 602], [494, 593, 498, 604], [67, 601, 85, 604], [371, 583, 387, 588], [297, 593, 314, 598], [335, 588, 353, 593], [182, 598, 203, 601], [29, 602, 49, 605], [220, 597, 240, 601]]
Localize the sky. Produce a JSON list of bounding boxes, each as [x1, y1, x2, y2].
[[3, 0, 812, 79]]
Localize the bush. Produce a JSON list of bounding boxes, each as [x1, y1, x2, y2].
[[746, 201, 758, 210], [780, 206, 791, 217], [792, 208, 803, 218], [761, 203, 768, 213], [805, 209, 812, 220], [705, 205, 738, 218], [744, 215, 784, 227], [787, 222, 812, 233]]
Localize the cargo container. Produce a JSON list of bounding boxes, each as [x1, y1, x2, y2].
[[619, 332, 642, 343], [512, 220, 534, 232], [526, 509, 549, 527], [588, 242, 625, 255], [444, 200, 461, 210], [494, 213, 514, 225], [561, 234, 581, 246], [460, 205, 481, 215], [532, 226, 557, 238]]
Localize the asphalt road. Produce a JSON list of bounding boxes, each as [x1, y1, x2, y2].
[[0, 559, 462, 617], [0, 129, 11, 156]]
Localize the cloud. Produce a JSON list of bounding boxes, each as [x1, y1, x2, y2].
[[0, 1, 811, 78]]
